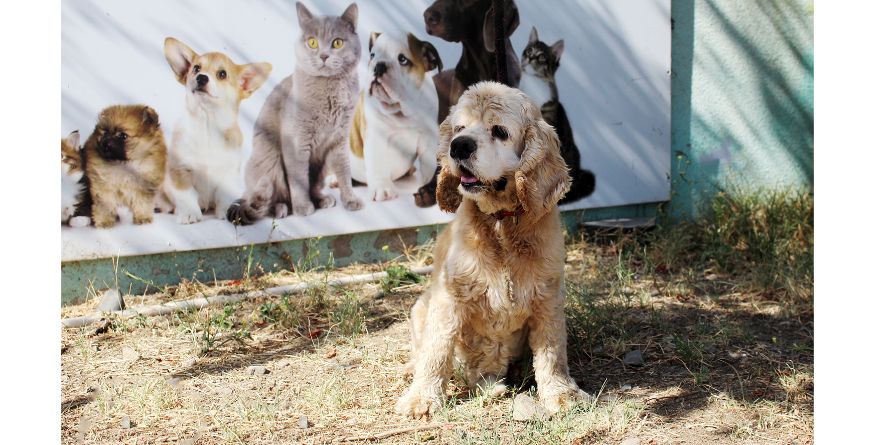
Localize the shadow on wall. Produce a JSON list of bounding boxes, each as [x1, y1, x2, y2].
[[670, 0, 814, 220]]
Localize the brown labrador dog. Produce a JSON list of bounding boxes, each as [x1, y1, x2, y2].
[[414, 0, 521, 207]]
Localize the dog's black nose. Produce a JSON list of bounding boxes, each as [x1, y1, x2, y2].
[[424, 9, 441, 27], [196, 74, 208, 86], [450, 136, 477, 160], [373, 62, 387, 78]]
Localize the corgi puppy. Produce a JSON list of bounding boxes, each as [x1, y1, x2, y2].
[[162, 37, 272, 224], [82, 105, 167, 228], [61, 131, 90, 227]]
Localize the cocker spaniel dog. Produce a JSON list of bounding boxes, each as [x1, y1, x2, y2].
[[396, 81, 590, 418]]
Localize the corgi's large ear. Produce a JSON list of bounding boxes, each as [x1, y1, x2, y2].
[[238, 62, 272, 99], [296, 2, 314, 29], [515, 108, 571, 222], [435, 113, 463, 213], [340, 3, 358, 32], [64, 131, 80, 150], [164, 37, 197, 86]]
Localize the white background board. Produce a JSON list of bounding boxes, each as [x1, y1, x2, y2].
[[61, 0, 670, 261]]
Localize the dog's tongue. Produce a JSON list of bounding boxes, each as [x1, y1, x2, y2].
[[461, 175, 479, 184]]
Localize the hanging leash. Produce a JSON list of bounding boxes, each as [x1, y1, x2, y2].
[[492, 0, 508, 83]]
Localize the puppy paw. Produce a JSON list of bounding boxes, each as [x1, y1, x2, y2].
[[315, 195, 336, 209], [133, 214, 154, 225], [369, 182, 398, 201], [176, 210, 202, 224], [540, 387, 592, 414], [395, 389, 442, 419], [291, 202, 316, 216], [68, 216, 91, 228], [342, 196, 364, 211]]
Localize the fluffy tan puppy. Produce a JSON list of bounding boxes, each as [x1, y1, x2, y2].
[[82, 105, 167, 228], [397, 81, 589, 418]]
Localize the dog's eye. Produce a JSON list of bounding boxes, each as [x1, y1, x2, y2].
[[217, 69, 227, 80], [332, 38, 344, 49], [491, 125, 509, 140], [307, 37, 319, 49], [453, 125, 465, 133], [193, 65, 201, 74], [119, 133, 128, 140], [398, 54, 410, 66]]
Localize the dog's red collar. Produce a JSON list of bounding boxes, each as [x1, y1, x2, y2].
[[492, 207, 525, 221]]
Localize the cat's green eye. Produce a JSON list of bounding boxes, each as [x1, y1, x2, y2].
[[332, 38, 344, 49], [307, 37, 319, 49]]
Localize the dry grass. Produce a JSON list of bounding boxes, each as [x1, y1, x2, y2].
[[61, 192, 813, 444]]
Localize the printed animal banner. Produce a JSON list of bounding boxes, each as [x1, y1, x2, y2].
[[61, 0, 671, 261]]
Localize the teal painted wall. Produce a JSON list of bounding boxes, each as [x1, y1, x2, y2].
[[669, 0, 814, 219]]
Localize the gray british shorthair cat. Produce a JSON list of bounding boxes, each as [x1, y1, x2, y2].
[[228, 2, 363, 225]]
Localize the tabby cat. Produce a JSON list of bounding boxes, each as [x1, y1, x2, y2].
[[519, 26, 595, 203]]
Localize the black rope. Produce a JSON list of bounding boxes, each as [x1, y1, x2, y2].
[[492, 0, 507, 84]]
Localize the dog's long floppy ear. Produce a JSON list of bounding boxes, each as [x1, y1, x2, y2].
[[435, 113, 463, 213], [483, 0, 520, 53], [407, 33, 443, 74], [238, 62, 272, 99], [515, 114, 571, 222], [164, 37, 197, 86]]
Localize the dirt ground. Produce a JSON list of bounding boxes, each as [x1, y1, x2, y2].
[[61, 232, 813, 444]]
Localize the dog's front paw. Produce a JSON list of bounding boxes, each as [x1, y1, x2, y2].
[[68, 216, 91, 228], [540, 387, 592, 414], [176, 209, 202, 224], [369, 181, 398, 201], [342, 196, 363, 211], [395, 389, 443, 419]]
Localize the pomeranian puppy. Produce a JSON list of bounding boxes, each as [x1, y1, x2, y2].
[[161, 37, 271, 224], [82, 105, 167, 228], [61, 130, 88, 226]]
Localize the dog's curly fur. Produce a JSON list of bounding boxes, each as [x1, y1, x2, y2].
[[396, 82, 589, 418]]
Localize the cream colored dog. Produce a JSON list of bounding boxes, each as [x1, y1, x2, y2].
[[397, 81, 590, 418]]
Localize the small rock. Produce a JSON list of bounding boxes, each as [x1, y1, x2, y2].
[[97, 288, 125, 312], [121, 415, 132, 429], [247, 365, 269, 375], [166, 377, 181, 388], [182, 357, 197, 368], [512, 393, 550, 421], [619, 438, 641, 445], [620, 384, 632, 391], [325, 348, 337, 359], [623, 350, 644, 366], [298, 415, 309, 429], [121, 347, 140, 362]]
